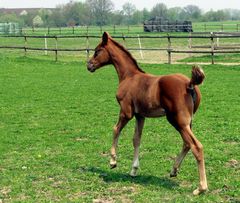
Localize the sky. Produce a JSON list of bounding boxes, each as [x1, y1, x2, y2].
[[0, 0, 239, 12]]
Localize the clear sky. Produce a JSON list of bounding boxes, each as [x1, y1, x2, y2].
[[0, 0, 239, 12]]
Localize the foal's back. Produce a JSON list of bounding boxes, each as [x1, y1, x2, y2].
[[117, 72, 198, 118]]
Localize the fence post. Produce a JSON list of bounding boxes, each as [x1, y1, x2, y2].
[[86, 26, 89, 35], [128, 25, 130, 34], [86, 34, 90, 61], [44, 34, 48, 55], [48, 27, 50, 35], [24, 36, 27, 56], [122, 33, 126, 47], [167, 34, 172, 64], [188, 32, 192, 58], [32, 26, 34, 33], [114, 25, 116, 34], [216, 34, 220, 48], [188, 32, 192, 49], [210, 32, 214, 65], [55, 36, 58, 62], [100, 26, 103, 34], [137, 34, 144, 60], [204, 24, 207, 32]]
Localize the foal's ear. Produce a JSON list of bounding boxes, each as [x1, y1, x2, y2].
[[102, 32, 110, 45]]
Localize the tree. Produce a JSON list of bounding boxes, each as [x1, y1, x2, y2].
[[63, 1, 90, 26], [22, 11, 38, 26], [181, 5, 202, 21], [50, 6, 66, 27], [38, 8, 52, 26], [227, 9, 240, 20], [110, 10, 124, 25], [132, 10, 144, 25], [142, 8, 151, 21], [122, 2, 136, 25], [167, 7, 183, 21], [202, 9, 229, 21], [0, 13, 23, 24], [122, 2, 136, 17], [151, 3, 168, 18], [86, 0, 114, 25], [33, 15, 44, 27]]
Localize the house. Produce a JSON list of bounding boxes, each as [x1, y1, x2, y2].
[[0, 8, 54, 16]]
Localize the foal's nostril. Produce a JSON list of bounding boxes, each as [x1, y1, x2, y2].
[[87, 62, 96, 72], [87, 61, 92, 69]]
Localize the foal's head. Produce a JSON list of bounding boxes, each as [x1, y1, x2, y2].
[[87, 32, 112, 72]]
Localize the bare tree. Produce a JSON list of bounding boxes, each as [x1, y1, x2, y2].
[[86, 0, 114, 25], [122, 2, 136, 24], [151, 3, 168, 18]]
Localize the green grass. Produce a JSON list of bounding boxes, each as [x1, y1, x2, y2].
[[0, 53, 240, 202], [2, 21, 240, 65], [178, 53, 240, 63], [1, 33, 240, 65], [18, 21, 240, 35]]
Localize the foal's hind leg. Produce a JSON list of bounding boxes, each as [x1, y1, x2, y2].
[[110, 113, 129, 169], [170, 142, 190, 177], [179, 125, 208, 195], [170, 121, 193, 177], [130, 115, 145, 177]]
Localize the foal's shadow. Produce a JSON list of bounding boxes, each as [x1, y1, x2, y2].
[[80, 166, 179, 190]]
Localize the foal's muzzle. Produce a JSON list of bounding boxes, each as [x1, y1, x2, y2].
[[87, 62, 96, 72]]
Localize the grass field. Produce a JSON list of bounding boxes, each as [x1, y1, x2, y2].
[[1, 33, 240, 65], [0, 52, 239, 202], [18, 21, 240, 35], [2, 21, 240, 65]]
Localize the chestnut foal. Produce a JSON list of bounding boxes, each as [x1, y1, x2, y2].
[[87, 32, 208, 195]]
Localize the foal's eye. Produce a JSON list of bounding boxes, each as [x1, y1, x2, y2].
[[94, 50, 100, 57]]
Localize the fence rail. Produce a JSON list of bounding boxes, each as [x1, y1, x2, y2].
[[1, 32, 240, 64], [14, 23, 240, 35], [1, 23, 240, 35]]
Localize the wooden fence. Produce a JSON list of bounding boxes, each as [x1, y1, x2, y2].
[[16, 23, 240, 35], [1, 32, 240, 64]]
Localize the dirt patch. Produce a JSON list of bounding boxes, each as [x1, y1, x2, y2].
[[0, 187, 12, 202], [75, 137, 88, 142], [225, 159, 240, 169], [108, 186, 137, 195], [131, 50, 190, 64], [93, 197, 114, 203]]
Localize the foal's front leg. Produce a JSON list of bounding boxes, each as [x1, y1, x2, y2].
[[130, 115, 145, 177], [110, 113, 129, 168]]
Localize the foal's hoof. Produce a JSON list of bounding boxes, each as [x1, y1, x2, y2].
[[110, 163, 117, 169], [193, 187, 208, 195], [170, 171, 177, 178], [130, 170, 137, 177], [170, 169, 178, 177]]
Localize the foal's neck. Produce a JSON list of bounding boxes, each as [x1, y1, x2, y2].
[[108, 43, 143, 82]]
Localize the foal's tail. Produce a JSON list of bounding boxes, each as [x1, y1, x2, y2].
[[190, 65, 205, 87], [188, 65, 205, 114]]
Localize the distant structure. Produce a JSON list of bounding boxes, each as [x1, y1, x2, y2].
[[0, 8, 53, 16], [0, 23, 20, 34], [144, 17, 193, 32]]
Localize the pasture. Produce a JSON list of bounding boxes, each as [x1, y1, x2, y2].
[[0, 52, 239, 202], [19, 21, 240, 35], [1, 32, 240, 64]]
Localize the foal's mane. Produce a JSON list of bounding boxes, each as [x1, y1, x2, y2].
[[109, 38, 145, 73]]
